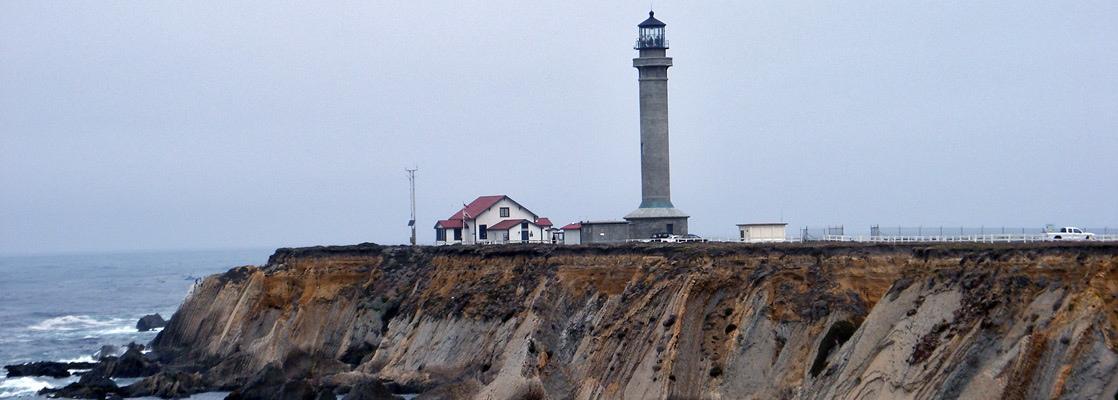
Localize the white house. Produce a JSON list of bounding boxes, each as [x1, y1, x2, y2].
[[737, 223, 788, 243], [435, 195, 552, 245]]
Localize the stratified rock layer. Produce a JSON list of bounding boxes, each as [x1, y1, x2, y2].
[[152, 243, 1118, 399]]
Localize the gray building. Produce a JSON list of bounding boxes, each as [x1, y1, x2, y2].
[[580, 221, 631, 244], [624, 11, 689, 240]]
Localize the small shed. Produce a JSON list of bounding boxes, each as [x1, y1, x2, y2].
[[561, 223, 582, 245], [737, 223, 788, 243]]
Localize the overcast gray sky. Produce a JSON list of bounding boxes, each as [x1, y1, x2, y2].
[[2, 2, 1115, 254]]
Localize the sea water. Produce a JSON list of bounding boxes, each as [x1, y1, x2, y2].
[[0, 249, 273, 399]]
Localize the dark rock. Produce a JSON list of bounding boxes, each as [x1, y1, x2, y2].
[[414, 379, 481, 400], [138, 314, 168, 332], [278, 379, 317, 400], [98, 344, 160, 378], [382, 381, 423, 394], [234, 363, 286, 400], [339, 342, 376, 366], [282, 348, 315, 379], [4, 361, 95, 378], [343, 380, 400, 400], [316, 390, 338, 400], [122, 371, 207, 398], [41, 371, 120, 398], [888, 277, 915, 301]]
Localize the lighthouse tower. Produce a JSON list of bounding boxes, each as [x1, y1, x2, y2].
[[624, 11, 689, 239]]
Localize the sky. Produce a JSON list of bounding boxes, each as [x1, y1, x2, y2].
[[2, 2, 1116, 254]]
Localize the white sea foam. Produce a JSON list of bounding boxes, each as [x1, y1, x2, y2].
[[96, 324, 141, 336], [29, 315, 138, 338], [59, 355, 96, 364], [28, 315, 104, 331], [0, 376, 60, 397]]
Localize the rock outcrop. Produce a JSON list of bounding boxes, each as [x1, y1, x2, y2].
[[3, 361, 97, 378], [94, 344, 161, 378], [40, 370, 120, 399], [137, 314, 167, 332], [120, 371, 206, 398], [149, 242, 1118, 399]]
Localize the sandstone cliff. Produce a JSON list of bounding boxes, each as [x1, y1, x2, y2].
[[151, 243, 1118, 399]]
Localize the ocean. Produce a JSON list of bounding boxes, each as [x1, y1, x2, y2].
[[0, 248, 274, 399]]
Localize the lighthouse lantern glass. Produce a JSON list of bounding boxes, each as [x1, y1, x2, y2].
[[638, 26, 665, 49]]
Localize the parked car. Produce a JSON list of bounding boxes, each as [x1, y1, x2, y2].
[[649, 233, 680, 242], [679, 234, 706, 242], [1046, 226, 1095, 241]]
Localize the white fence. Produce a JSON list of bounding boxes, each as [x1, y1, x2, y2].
[[821, 234, 1118, 243], [645, 234, 1118, 244], [438, 234, 1118, 246], [435, 239, 560, 246]]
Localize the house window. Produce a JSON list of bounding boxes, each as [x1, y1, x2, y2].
[[453, 228, 462, 241], [437, 228, 447, 242], [500, 207, 510, 217], [479, 225, 487, 240], [521, 222, 528, 229]]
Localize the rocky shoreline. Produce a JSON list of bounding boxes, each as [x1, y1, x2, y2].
[[10, 242, 1118, 399], [7, 342, 406, 400]]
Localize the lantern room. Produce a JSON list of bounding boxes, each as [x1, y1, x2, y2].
[[635, 11, 668, 50]]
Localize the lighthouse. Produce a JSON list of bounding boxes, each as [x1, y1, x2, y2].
[[624, 11, 689, 239]]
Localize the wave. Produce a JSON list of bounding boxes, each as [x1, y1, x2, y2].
[[0, 375, 74, 397], [28, 315, 135, 336], [58, 355, 96, 364], [95, 325, 145, 336], [29, 315, 113, 331]]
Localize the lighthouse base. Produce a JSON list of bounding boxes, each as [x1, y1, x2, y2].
[[624, 207, 689, 239]]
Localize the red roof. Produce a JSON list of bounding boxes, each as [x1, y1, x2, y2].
[[560, 223, 581, 230], [449, 195, 507, 220], [488, 219, 527, 231], [535, 217, 553, 227], [434, 219, 467, 229]]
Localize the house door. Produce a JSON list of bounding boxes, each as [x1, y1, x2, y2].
[[521, 230, 529, 242], [666, 224, 674, 235]]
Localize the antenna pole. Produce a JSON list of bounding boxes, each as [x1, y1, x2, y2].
[[406, 167, 418, 245]]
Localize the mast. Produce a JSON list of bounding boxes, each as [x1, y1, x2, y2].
[[406, 167, 418, 245]]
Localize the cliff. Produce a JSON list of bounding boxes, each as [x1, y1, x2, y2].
[[151, 243, 1118, 399]]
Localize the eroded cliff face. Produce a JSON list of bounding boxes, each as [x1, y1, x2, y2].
[[151, 243, 1118, 399]]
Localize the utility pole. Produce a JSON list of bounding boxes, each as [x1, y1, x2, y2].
[[406, 167, 418, 245]]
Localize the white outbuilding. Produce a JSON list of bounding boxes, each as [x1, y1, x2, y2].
[[737, 223, 788, 243]]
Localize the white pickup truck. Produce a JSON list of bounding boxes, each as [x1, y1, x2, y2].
[[1046, 227, 1095, 241]]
